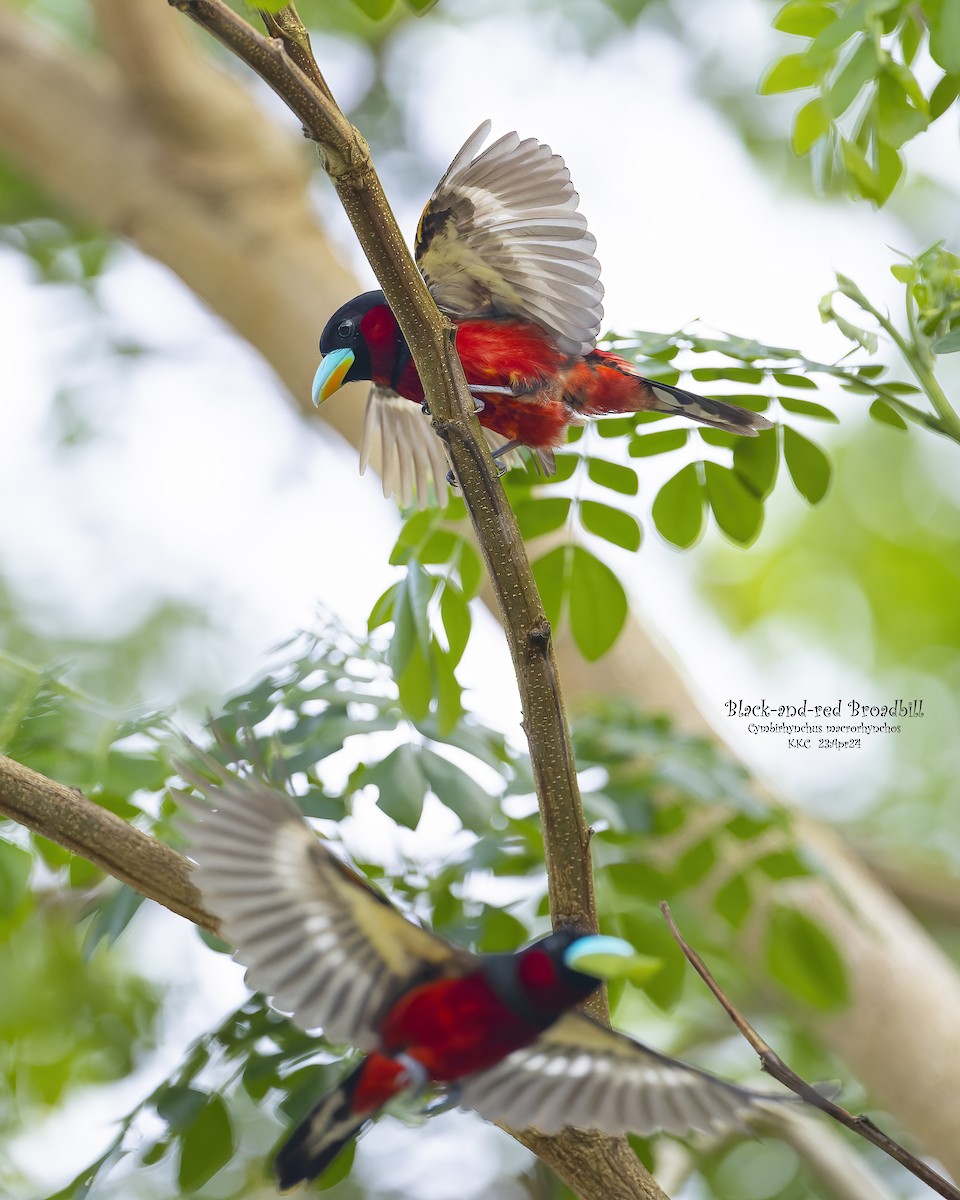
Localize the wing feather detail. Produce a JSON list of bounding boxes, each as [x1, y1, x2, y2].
[[416, 122, 604, 356], [458, 1010, 784, 1137], [179, 758, 467, 1048], [360, 385, 551, 507]]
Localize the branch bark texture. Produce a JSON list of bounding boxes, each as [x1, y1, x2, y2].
[[0, 754, 216, 934], [1, 0, 959, 1187]]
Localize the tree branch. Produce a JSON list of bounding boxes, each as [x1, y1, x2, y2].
[[661, 903, 960, 1200], [0, 754, 216, 934], [167, 0, 600, 966]]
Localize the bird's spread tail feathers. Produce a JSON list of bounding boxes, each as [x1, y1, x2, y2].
[[274, 1061, 370, 1192], [646, 378, 773, 436]]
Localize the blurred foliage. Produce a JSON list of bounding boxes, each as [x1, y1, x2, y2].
[[0, 661, 169, 1196], [34, 620, 855, 1198], [763, 0, 960, 204], [703, 418, 960, 866]]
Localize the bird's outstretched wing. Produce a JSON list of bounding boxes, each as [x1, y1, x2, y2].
[[179, 756, 468, 1049], [459, 1008, 784, 1136], [361, 385, 553, 508], [360, 386, 454, 509], [415, 121, 604, 356]]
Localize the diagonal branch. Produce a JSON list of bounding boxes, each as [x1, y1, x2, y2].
[[167, 0, 599, 970], [0, 754, 216, 934], [661, 903, 960, 1200]]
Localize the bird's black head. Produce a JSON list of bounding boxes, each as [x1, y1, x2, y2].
[[313, 290, 392, 405], [478, 929, 604, 1030]]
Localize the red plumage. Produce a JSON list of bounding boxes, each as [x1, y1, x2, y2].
[[313, 122, 772, 501], [181, 760, 790, 1192]]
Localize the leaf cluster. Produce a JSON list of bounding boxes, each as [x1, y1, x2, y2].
[[763, 0, 960, 204]]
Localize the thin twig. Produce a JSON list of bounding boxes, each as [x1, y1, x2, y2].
[[660, 902, 960, 1200]]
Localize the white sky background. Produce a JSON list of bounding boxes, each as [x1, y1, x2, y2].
[[3, 0, 959, 1193]]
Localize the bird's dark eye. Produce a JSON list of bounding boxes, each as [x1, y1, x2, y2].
[[337, 320, 353, 338]]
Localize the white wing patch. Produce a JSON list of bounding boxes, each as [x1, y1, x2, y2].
[[360, 385, 554, 508], [361, 386, 453, 509], [459, 1010, 782, 1137], [179, 760, 460, 1049], [416, 120, 604, 356]]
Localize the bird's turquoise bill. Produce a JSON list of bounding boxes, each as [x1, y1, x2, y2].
[[312, 348, 355, 406], [564, 935, 662, 986]]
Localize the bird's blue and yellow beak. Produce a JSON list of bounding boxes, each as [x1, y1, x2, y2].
[[564, 935, 662, 986], [312, 348, 355, 406]]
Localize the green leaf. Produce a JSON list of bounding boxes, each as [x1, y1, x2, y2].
[[754, 849, 812, 880], [579, 501, 642, 552], [531, 545, 570, 628], [878, 69, 931, 147], [778, 397, 838, 421], [439, 585, 470, 667], [403, 0, 440, 11], [932, 327, 960, 353], [607, 861, 672, 903], [156, 1086, 208, 1133], [432, 647, 463, 736], [596, 415, 638, 438], [783, 426, 831, 503], [586, 457, 639, 495], [397, 639, 431, 723], [458, 544, 482, 599], [317, 1137, 356, 1189], [760, 52, 822, 94], [515, 497, 571, 540], [930, 72, 960, 120], [875, 139, 903, 203], [691, 366, 764, 383], [765, 904, 849, 1010], [704, 463, 764, 546], [827, 38, 878, 118], [420, 748, 495, 832], [628, 429, 689, 457], [478, 908, 528, 953], [698, 428, 738, 449], [418, 529, 458, 566], [868, 399, 908, 429], [177, 1094, 234, 1191], [364, 744, 426, 828], [0, 838, 31, 916], [351, 0, 395, 18], [652, 464, 705, 549], [614, 911, 686, 1011], [84, 884, 145, 952], [714, 874, 752, 928], [774, 0, 837, 36], [569, 546, 628, 660], [733, 429, 779, 499], [792, 97, 832, 154], [772, 371, 817, 389], [929, 0, 960, 74], [840, 137, 881, 200]]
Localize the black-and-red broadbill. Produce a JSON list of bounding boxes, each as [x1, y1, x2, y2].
[[181, 759, 786, 1190], [312, 121, 772, 504]]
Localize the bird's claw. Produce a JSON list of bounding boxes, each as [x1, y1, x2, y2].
[[421, 1085, 462, 1117], [445, 468, 460, 489], [421, 400, 431, 415]]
